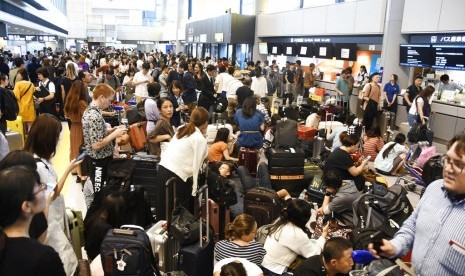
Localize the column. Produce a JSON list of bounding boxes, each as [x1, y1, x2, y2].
[[176, 0, 186, 54], [380, 0, 410, 126], [251, 0, 268, 65]]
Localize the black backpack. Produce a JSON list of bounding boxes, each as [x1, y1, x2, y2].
[[101, 225, 161, 276], [422, 155, 443, 186], [1, 87, 19, 121], [207, 169, 237, 207], [213, 95, 228, 113]]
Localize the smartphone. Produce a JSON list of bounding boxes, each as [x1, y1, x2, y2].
[[363, 156, 372, 162], [76, 152, 87, 162], [370, 231, 383, 252]]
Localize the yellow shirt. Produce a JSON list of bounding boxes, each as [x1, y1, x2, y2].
[[14, 80, 36, 122]]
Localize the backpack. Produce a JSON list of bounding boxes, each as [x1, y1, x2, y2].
[[422, 155, 443, 186], [100, 225, 161, 276], [213, 95, 228, 113], [352, 184, 413, 242], [1, 87, 19, 121], [206, 170, 237, 207], [127, 97, 154, 125]]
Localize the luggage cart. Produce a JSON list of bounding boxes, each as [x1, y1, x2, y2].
[[397, 141, 429, 197]]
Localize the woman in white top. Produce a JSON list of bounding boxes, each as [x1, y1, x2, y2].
[[155, 107, 209, 221], [251, 68, 268, 98], [374, 133, 408, 175], [407, 86, 435, 127], [24, 114, 82, 275], [262, 199, 328, 276]]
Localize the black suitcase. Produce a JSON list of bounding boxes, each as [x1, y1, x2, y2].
[[177, 183, 214, 276], [268, 147, 305, 168], [244, 187, 283, 227], [132, 155, 159, 207], [269, 166, 304, 175], [274, 118, 298, 148]]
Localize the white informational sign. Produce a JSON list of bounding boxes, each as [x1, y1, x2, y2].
[[199, 34, 207, 43], [341, 48, 350, 59], [319, 47, 327, 56], [300, 47, 307, 55], [272, 46, 277, 54], [286, 47, 292, 55]]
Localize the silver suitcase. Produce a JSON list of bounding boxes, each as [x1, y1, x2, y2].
[[5, 131, 22, 151]]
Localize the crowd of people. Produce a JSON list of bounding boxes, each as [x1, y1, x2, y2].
[[0, 47, 464, 276]]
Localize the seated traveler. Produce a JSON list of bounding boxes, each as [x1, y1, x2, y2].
[[374, 133, 408, 176], [214, 258, 264, 276], [209, 128, 239, 163]]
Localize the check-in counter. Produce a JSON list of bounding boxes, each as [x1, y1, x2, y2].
[[314, 81, 465, 142], [431, 101, 465, 141]]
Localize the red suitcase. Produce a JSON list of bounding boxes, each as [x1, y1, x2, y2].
[[238, 147, 257, 177], [196, 199, 231, 241], [297, 125, 317, 140], [129, 121, 147, 152]]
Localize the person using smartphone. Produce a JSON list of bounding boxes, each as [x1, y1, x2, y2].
[[374, 133, 408, 176]]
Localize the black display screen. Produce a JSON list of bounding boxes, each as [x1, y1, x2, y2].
[[335, 43, 357, 61], [432, 44, 465, 71], [399, 44, 431, 67], [314, 43, 333, 59]]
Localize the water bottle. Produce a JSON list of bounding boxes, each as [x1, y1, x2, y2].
[[299, 189, 307, 200]]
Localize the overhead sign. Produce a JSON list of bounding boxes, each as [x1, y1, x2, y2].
[[214, 33, 223, 42], [8, 34, 58, 42]]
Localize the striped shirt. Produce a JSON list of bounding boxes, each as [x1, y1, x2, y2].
[[390, 180, 465, 275], [362, 137, 384, 160], [215, 240, 266, 266]]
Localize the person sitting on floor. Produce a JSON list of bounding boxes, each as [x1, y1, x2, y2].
[[215, 214, 266, 266], [374, 133, 409, 176], [209, 128, 239, 163], [261, 199, 329, 276], [362, 128, 385, 160], [214, 258, 263, 276], [294, 237, 354, 276]]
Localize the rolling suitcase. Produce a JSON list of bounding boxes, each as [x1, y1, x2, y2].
[[6, 115, 24, 145], [129, 121, 147, 152], [5, 131, 22, 151], [132, 154, 159, 207], [195, 199, 231, 241], [244, 187, 283, 227], [297, 125, 317, 140], [274, 118, 298, 148], [147, 177, 180, 273], [177, 184, 214, 276], [267, 147, 305, 168], [238, 147, 257, 177], [66, 208, 84, 260], [312, 136, 326, 160], [377, 111, 392, 142]]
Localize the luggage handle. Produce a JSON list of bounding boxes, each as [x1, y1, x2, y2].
[[113, 229, 136, 236], [165, 177, 178, 235]]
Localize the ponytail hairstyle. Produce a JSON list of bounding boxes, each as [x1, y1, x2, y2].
[[269, 199, 311, 238], [224, 214, 257, 241], [176, 107, 209, 139], [0, 166, 41, 259], [382, 133, 406, 159]]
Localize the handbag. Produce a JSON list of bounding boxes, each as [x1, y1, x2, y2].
[[170, 206, 203, 246], [311, 215, 352, 240]]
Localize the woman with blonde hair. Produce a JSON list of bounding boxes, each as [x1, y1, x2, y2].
[[60, 63, 78, 112]]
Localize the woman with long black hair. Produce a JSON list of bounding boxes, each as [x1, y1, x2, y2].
[[234, 96, 265, 150]]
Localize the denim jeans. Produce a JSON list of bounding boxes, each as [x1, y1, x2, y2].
[[407, 113, 417, 127], [237, 162, 272, 191]]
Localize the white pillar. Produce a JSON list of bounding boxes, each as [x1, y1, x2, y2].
[[252, 0, 268, 65]]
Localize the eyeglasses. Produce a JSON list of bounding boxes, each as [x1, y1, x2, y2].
[[33, 183, 47, 196], [441, 155, 465, 173]]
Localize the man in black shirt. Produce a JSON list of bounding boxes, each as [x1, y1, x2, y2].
[[235, 77, 254, 108], [294, 238, 354, 276]]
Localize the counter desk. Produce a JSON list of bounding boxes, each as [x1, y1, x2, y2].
[[315, 80, 465, 142]]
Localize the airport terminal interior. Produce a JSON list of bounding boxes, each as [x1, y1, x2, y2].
[[0, 0, 465, 275]]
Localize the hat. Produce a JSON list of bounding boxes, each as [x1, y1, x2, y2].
[[234, 71, 244, 80]]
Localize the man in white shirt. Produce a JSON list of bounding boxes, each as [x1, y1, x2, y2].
[[215, 65, 233, 94], [136, 52, 145, 71], [133, 62, 151, 101]]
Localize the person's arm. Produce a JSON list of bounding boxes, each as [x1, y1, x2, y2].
[[53, 159, 83, 199], [334, 79, 344, 97], [404, 89, 412, 106], [317, 193, 332, 216], [91, 125, 126, 151], [61, 84, 66, 103], [348, 159, 369, 176], [417, 100, 425, 124], [222, 148, 238, 162]]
